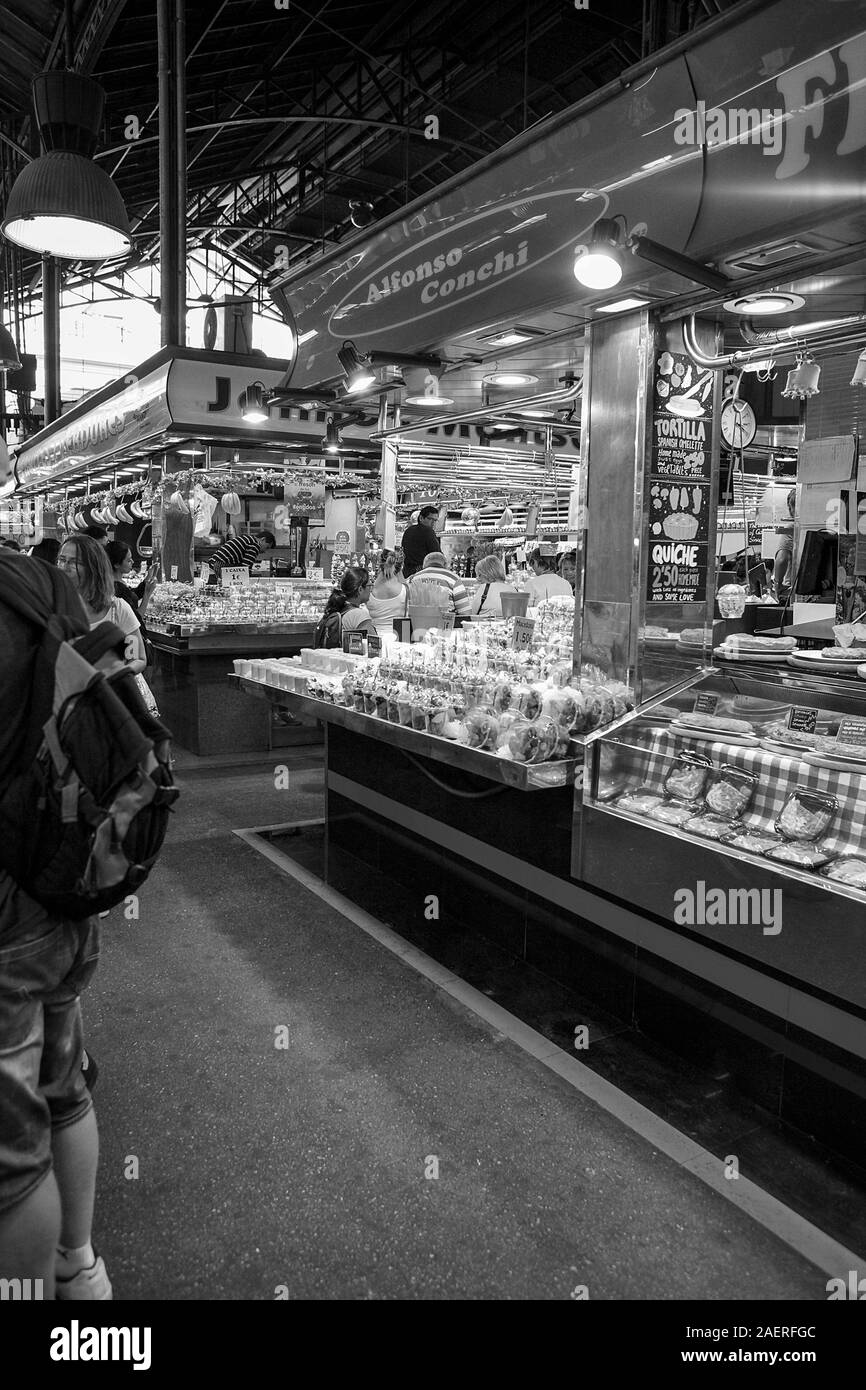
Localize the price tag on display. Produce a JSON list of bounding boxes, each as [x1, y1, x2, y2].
[[343, 631, 365, 655], [305, 567, 324, 580], [220, 566, 250, 589], [367, 633, 382, 658], [693, 692, 720, 716], [170, 565, 178, 581], [788, 706, 819, 734], [836, 717, 866, 746], [511, 616, 536, 650]]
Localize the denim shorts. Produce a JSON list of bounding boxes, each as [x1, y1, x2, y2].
[[0, 872, 100, 1215]]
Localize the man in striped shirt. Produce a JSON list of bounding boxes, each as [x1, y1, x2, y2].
[[210, 530, 276, 579], [407, 551, 472, 619]]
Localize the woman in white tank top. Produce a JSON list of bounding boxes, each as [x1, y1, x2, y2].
[[366, 548, 408, 639]]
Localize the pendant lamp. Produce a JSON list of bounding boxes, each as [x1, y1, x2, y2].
[[2, 72, 131, 260]]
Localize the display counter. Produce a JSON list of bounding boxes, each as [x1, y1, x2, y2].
[[147, 579, 328, 755]]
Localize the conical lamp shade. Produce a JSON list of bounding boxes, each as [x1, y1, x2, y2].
[[2, 151, 131, 259], [0, 323, 21, 372], [32, 71, 104, 157]]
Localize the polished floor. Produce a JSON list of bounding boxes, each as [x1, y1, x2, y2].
[[81, 747, 864, 1299]]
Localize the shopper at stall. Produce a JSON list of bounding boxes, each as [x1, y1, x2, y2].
[[30, 538, 60, 566], [773, 488, 797, 602], [469, 556, 515, 617], [559, 551, 577, 590], [400, 505, 440, 579], [314, 565, 375, 646], [524, 546, 574, 602], [408, 552, 473, 619], [367, 548, 408, 638], [105, 541, 157, 620], [209, 529, 276, 580], [0, 548, 111, 1299]]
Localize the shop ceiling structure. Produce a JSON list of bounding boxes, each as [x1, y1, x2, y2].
[[0, 0, 699, 311]]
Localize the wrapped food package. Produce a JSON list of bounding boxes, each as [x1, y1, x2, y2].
[[723, 830, 781, 855], [615, 792, 665, 815], [683, 814, 734, 841], [765, 842, 835, 869], [776, 789, 836, 842], [663, 753, 712, 804], [705, 766, 757, 820], [463, 706, 501, 751], [648, 802, 695, 827], [821, 856, 866, 887]]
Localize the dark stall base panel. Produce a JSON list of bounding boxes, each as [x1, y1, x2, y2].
[[327, 787, 866, 1174]]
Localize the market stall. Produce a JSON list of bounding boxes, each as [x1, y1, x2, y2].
[[260, 0, 866, 1165]]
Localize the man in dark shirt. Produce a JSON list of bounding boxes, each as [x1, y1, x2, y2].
[[400, 505, 440, 580], [0, 551, 111, 1298], [210, 530, 276, 580]]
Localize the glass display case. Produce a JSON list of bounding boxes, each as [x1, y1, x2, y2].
[[147, 578, 332, 636], [580, 664, 866, 1013]]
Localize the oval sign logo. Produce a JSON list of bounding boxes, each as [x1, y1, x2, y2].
[[327, 189, 609, 339]]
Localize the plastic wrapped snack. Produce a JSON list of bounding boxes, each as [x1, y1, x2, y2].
[[396, 690, 414, 727], [705, 766, 757, 820], [722, 829, 780, 855], [507, 715, 558, 764], [615, 792, 665, 815], [492, 679, 515, 715], [428, 695, 449, 738], [387, 686, 402, 724], [776, 789, 836, 842], [663, 753, 711, 804], [683, 814, 733, 841], [648, 802, 695, 827], [411, 691, 430, 732], [821, 856, 866, 888], [519, 683, 546, 722], [765, 842, 835, 869], [463, 705, 500, 751]]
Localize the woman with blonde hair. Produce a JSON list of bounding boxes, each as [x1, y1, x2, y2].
[[57, 533, 158, 714], [469, 554, 516, 617], [367, 547, 408, 639]]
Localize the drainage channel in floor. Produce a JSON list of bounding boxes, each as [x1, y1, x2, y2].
[[248, 820, 866, 1260]]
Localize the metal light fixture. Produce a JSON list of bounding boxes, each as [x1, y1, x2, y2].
[[483, 370, 539, 388], [781, 355, 821, 400], [574, 217, 628, 290], [337, 340, 376, 395], [240, 383, 269, 423], [403, 372, 454, 406], [2, 73, 131, 260], [850, 348, 866, 388], [349, 200, 375, 229], [0, 322, 21, 372], [723, 291, 806, 316], [574, 213, 729, 293], [322, 416, 342, 453]]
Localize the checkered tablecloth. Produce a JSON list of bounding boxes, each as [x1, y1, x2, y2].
[[607, 728, 866, 855]]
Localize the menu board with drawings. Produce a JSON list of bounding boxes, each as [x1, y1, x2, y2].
[[646, 349, 715, 605]]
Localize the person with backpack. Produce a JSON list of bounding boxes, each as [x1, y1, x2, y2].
[[314, 566, 375, 648], [0, 547, 177, 1300]]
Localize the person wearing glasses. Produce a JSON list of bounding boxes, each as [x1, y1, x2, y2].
[[57, 536, 147, 676]]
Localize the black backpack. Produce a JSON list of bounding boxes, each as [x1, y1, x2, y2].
[[0, 557, 179, 920], [314, 610, 342, 649]]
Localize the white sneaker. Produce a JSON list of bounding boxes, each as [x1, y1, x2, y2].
[[55, 1254, 113, 1300]]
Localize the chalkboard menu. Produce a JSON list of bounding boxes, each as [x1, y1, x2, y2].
[[646, 350, 716, 605]]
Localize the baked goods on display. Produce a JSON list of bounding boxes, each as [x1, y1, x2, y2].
[[616, 792, 665, 815], [673, 712, 756, 735]]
